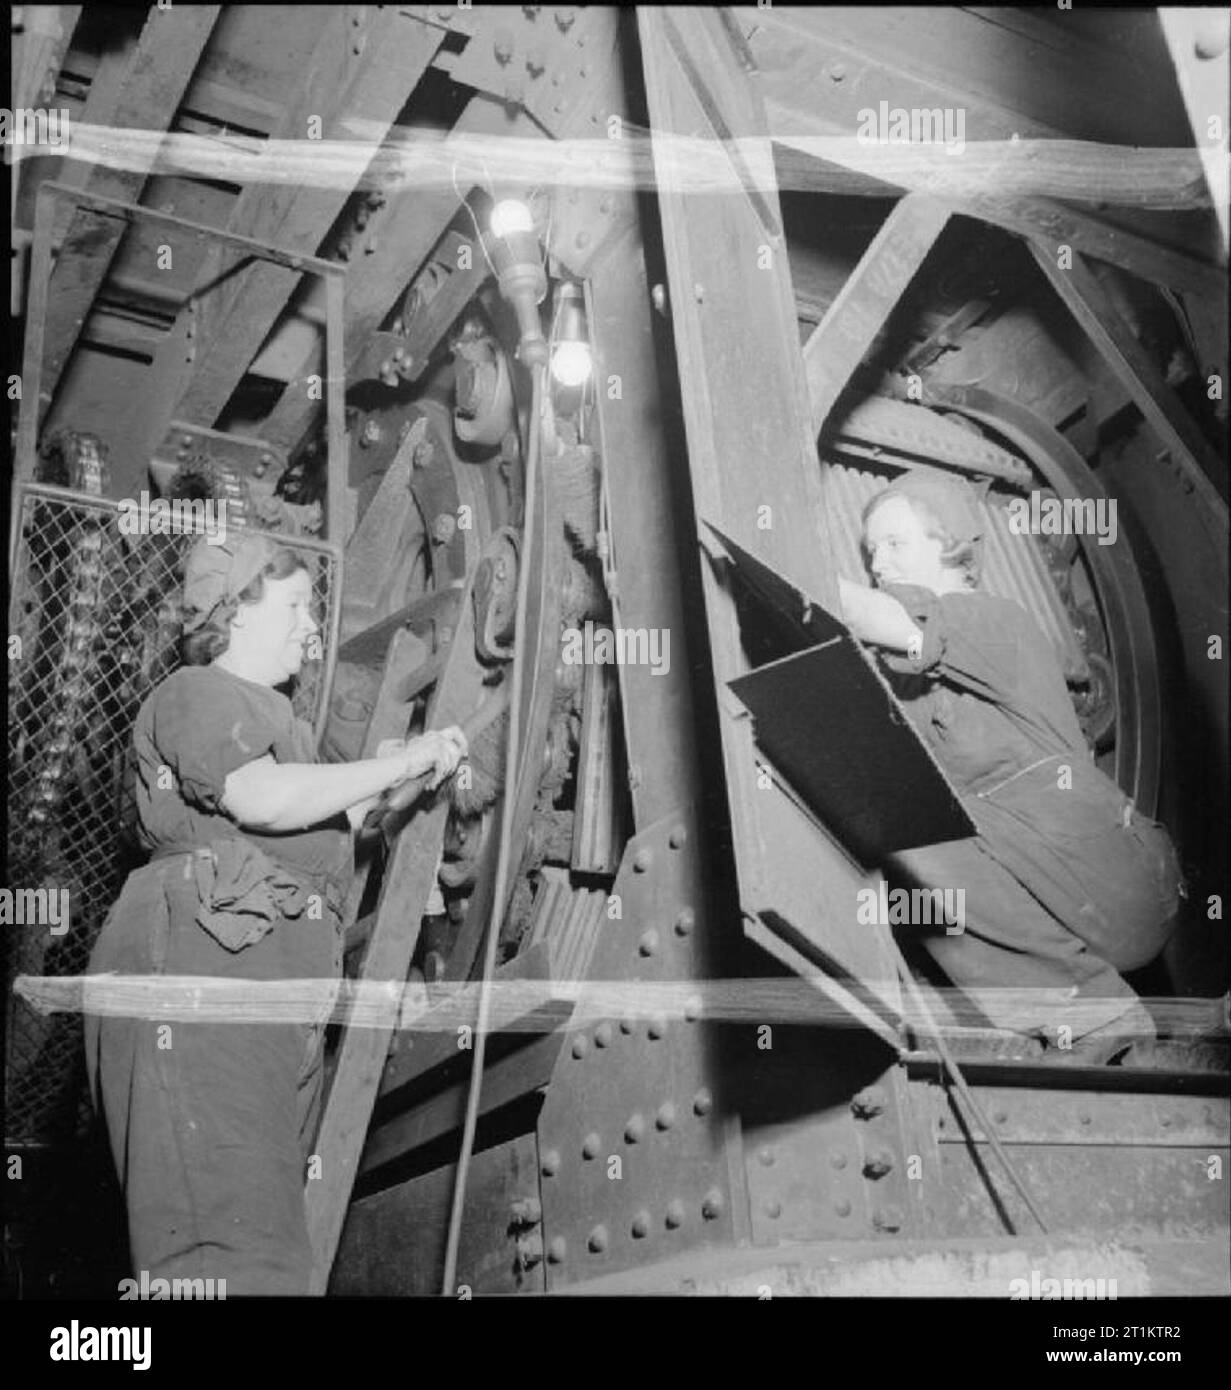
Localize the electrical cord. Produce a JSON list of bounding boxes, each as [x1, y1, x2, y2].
[[451, 160, 499, 281], [441, 362, 546, 1295], [893, 944, 1049, 1235]]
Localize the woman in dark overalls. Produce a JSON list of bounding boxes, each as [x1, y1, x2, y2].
[[837, 469, 1182, 1061], [85, 533, 466, 1293]]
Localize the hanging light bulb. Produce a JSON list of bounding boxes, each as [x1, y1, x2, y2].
[[551, 340, 592, 388], [550, 282, 592, 388], [489, 199, 535, 238], [485, 197, 548, 366]]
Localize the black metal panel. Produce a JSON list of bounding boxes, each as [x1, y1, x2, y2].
[[730, 643, 972, 865]]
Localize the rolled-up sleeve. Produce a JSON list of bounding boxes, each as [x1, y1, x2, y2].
[[879, 584, 1022, 703], [150, 673, 279, 814]]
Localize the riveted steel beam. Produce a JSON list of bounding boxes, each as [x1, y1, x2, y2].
[[1028, 244, 1229, 512], [803, 196, 951, 436], [30, 4, 221, 430], [137, 8, 441, 469], [636, 6, 904, 1028], [536, 810, 750, 1288]]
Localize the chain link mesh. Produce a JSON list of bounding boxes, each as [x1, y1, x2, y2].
[[5, 485, 340, 1146]]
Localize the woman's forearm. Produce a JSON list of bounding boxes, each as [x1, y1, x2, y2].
[[224, 755, 413, 832], [837, 576, 924, 653]]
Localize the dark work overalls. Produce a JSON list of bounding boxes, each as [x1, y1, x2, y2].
[[877, 583, 1182, 1038], [85, 664, 352, 1294]]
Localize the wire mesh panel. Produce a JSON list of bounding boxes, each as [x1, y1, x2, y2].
[[5, 484, 341, 1146]]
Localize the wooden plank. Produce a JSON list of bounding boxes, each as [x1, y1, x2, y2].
[[32, 4, 221, 431], [144, 9, 440, 447], [305, 562, 491, 1294], [257, 96, 542, 457], [1028, 245, 1229, 513], [803, 194, 950, 434]]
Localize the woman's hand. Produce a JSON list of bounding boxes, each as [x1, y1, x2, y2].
[[398, 726, 469, 791], [838, 575, 925, 655]]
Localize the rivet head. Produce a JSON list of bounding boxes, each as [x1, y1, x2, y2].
[[1160, 1115, 1172, 1128], [834, 1198, 852, 1217], [673, 908, 695, 936], [831, 1150, 848, 1171], [547, 1236, 567, 1263], [594, 1021, 614, 1048], [668, 824, 687, 848], [873, 1206, 904, 1233], [1195, 17, 1230, 60], [648, 1015, 667, 1040], [665, 1200, 685, 1229], [655, 1102, 677, 1131], [619, 1013, 636, 1034], [541, 1148, 561, 1177], [757, 1146, 775, 1168], [624, 1113, 645, 1143], [631, 1210, 651, 1239], [701, 1188, 724, 1221], [572, 1034, 589, 1059], [684, 994, 702, 1022], [511, 1196, 542, 1225], [764, 1200, 782, 1220], [863, 1149, 894, 1180], [633, 848, 653, 873], [851, 1086, 887, 1119], [587, 1225, 608, 1253], [638, 928, 659, 957], [1079, 1113, 1092, 1126], [993, 1110, 1009, 1126], [693, 1087, 713, 1116], [582, 1132, 601, 1159]]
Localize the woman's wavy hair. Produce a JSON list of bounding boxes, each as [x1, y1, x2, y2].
[[180, 545, 310, 665], [860, 489, 983, 589]]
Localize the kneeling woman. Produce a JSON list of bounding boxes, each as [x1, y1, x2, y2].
[[837, 469, 1182, 1061], [86, 533, 467, 1293]]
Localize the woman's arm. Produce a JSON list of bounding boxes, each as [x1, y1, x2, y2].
[[837, 576, 925, 654], [221, 729, 466, 833]]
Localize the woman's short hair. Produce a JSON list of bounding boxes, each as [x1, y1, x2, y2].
[[860, 488, 984, 589], [180, 545, 309, 665]]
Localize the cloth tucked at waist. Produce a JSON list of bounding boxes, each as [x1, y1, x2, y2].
[[152, 838, 343, 953]]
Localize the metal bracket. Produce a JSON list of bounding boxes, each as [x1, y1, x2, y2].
[[16, 181, 348, 541]]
